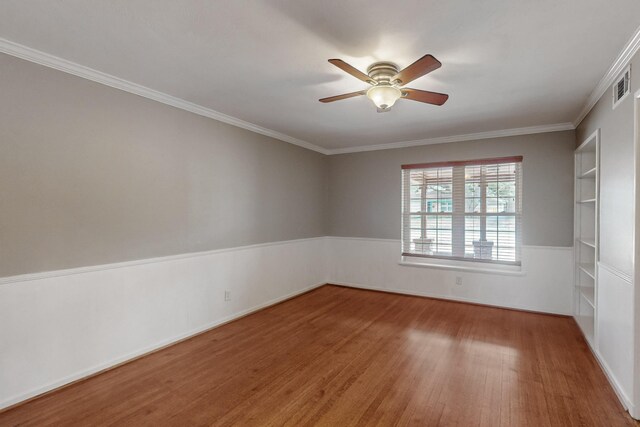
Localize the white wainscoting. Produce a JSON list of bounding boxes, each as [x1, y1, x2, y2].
[[0, 235, 582, 411], [326, 237, 574, 315], [0, 237, 328, 410], [594, 262, 635, 416]]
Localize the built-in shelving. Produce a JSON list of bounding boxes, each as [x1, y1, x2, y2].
[[578, 263, 595, 279], [579, 167, 597, 179], [579, 286, 595, 307], [574, 129, 599, 346], [578, 238, 596, 248]]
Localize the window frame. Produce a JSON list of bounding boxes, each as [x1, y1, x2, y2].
[[401, 156, 523, 266]]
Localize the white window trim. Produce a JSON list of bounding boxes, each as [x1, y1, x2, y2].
[[401, 157, 523, 266], [399, 255, 525, 276]]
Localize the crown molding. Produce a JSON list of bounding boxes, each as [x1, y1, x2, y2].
[[0, 37, 330, 155], [573, 25, 640, 127], [324, 122, 575, 155], [0, 37, 579, 157]]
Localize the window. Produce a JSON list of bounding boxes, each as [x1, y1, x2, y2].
[[401, 156, 522, 265]]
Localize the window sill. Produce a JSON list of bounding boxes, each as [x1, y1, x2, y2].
[[399, 257, 525, 276]]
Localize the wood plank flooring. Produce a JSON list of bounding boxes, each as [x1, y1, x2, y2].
[[1, 285, 636, 426]]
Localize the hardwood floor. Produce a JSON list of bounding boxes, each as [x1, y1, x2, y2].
[[1, 285, 635, 426]]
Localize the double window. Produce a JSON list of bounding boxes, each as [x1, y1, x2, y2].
[[401, 156, 522, 265]]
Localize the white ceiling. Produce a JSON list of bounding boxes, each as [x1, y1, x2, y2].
[[1, 1, 639, 151]]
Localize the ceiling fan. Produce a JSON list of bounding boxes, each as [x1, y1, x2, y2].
[[319, 54, 448, 112]]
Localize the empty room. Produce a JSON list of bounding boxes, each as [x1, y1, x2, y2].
[[1, 1, 640, 425]]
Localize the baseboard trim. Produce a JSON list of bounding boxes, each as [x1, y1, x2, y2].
[[329, 282, 571, 317], [0, 281, 327, 412], [572, 318, 635, 417], [595, 354, 636, 416]]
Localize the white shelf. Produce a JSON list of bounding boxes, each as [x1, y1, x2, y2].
[[578, 198, 596, 204], [579, 287, 595, 308], [579, 167, 596, 179], [576, 134, 598, 152], [578, 238, 596, 248], [579, 263, 595, 279]]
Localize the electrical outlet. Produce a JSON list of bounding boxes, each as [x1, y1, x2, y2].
[[224, 290, 231, 301], [455, 276, 463, 286]]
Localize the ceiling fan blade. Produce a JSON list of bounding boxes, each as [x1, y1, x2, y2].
[[328, 59, 377, 85], [319, 90, 367, 103], [392, 54, 442, 85], [402, 88, 449, 105]]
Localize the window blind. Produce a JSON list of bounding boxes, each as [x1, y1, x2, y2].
[[401, 156, 522, 265]]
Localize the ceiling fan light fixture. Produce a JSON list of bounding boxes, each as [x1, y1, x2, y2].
[[366, 85, 402, 109], [320, 55, 448, 110]]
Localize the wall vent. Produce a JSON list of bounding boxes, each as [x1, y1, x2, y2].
[[612, 66, 631, 109]]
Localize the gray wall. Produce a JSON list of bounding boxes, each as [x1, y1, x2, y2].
[[0, 53, 328, 277], [328, 131, 576, 247], [576, 51, 640, 276], [0, 51, 579, 278]]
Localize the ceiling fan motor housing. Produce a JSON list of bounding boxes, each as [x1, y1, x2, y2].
[[366, 62, 400, 84]]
